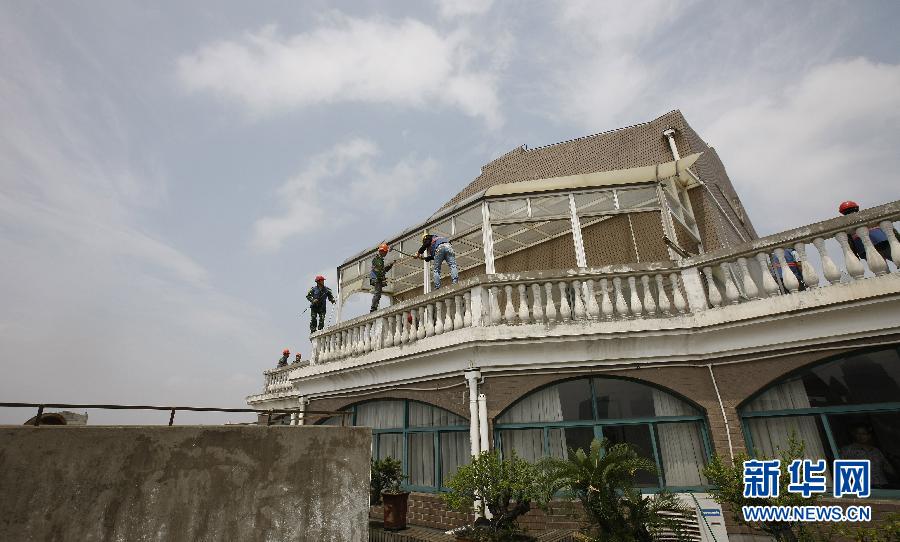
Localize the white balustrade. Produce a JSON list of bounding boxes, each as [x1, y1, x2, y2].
[[531, 284, 544, 323], [503, 285, 515, 324], [434, 301, 445, 334], [627, 276, 643, 317], [813, 238, 841, 285], [641, 275, 656, 316], [857, 226, 889, 276], [453, 296, 464, 330], [836, 232, 866, 280], [517, 285, 531, 323], [655, 275, 671, 315], [489, 286, 502, 325], [558, 282, 572, 322], [444, 298, 455, 331], [544, 283, 557, 322], [600, 278, 613, 319], [585, 280, 600, 319], [613, 277, 628, 318], [736, 258, 759, 300], [572, 281, 586, 320], [702, 267, 723, 308], [463, 292, 473, 327], [720, 263, 740, 304]]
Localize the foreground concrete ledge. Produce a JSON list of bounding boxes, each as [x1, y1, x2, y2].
[[0, 425, 372, 542]]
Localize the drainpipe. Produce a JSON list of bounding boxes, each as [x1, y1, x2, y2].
[[296, 395, 308, 426], [662, 129, 681, 160], [707, 365, 735, 461], [464, 368, 482, 457], [478, 393, 489, 453]]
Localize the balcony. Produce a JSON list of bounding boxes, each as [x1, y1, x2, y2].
[[248, 200, 900, 403]]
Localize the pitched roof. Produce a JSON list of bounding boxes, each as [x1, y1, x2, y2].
[[439, 110, 708, 210]]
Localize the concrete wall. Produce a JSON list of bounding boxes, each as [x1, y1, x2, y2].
[[0, 425, 371, 542]]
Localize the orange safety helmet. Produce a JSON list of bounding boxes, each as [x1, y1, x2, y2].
[[283, 349, 290, 355], [839, 201, 859, 215], [378, 243, 390, 254], [315, 275, 326, 282]]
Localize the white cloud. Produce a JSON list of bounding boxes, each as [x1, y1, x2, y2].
[[437, 0, 494, 19], [177, 15, 502, 127], [252, 138, 439, 252]]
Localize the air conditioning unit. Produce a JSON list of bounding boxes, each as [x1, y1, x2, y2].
[[648, 493, 730, 542]]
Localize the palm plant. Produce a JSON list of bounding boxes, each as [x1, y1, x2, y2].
[[545, 438, 689, 542]]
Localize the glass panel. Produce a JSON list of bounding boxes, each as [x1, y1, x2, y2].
[[355, 400, 405, 429], [548, 427, 595, 459], [431, 219, 452, 237], [377, 433, 403, 461], [574, 190, 615, 215], [656, 422, 708, 487], [801, 348, 900, 407], [318, 416, 343, 426], [408, 402, 466, 427], [529, 195, 570, 218], [500, 429, 543, 463], [745, 415, 831, 461], [602, 424, 659, 487], [829, 412, 900, 489], [440, 432, 470, 487], [408, 433, 436, 487], [454, 206, 483, 233], [592, 378, 655, 419], [489, 198, 528, 220], [616, 187, 658, 210], [497, 379, 592, 423]]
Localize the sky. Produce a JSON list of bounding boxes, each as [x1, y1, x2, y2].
[[1, 1, 899, 424]]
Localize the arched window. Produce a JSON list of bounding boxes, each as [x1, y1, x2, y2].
[[320, 399, 470, 491], [740, 345, 900, 493], [495, 377, 711, 490]]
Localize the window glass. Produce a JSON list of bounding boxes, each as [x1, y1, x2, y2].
[[548, 427, 595, 459], [574, 190, 616, 215], [802, 348, 900, 407], [745, 415, 831, 461], [500, 429, 543, 463], [592, 378, 653, 419], [602, 424, 659, 487], [356, 400, 405, 429], [829, 412, 900, 490], [431, 219, 452, 238], [616, 187, 658, 210], [408, 401, 466, 427], [497, 379, 592, 423], [440, 432, 470, 487], [408, 433, 435, 487], [453, 206, 483, 233], [530, 195, 570, 218], [377, 433, 403, 461], [489, 199, 528, 220], [656, 422, 708, 487]]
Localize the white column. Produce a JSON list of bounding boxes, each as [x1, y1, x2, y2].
[[465, 368, 482, 458], [478, 394, 490, 454], [423, 259, 431, 295], [297, 396, 308, 426], [481, 201, 496, 274], [417, 307, 426, 340], [569, 194, 588, 268]]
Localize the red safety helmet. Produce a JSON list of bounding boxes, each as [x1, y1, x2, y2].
[[283, 349, 290, 355], [315, 275, 326, 282], [839, 201, 859, 215], [378, 243, 390, 254]]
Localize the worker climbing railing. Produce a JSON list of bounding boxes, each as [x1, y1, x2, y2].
[[303, 200, 900, 366]]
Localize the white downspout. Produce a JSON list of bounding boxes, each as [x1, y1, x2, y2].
[[478, 393, 489, 453], [464, 367, 483, 518], [707, 364, 735, 461]]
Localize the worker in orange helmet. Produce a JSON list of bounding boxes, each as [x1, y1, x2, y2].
[[839, 201, 897, 262], [370, 243, 394, 312], [277, 349, 290, 368], [306, 276, 335, 333]]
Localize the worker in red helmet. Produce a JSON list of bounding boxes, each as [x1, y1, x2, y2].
[[277, 349, 290, 368], [306, 275, 335, 333], [370, 243, 395, 313], [839, 201, 896, 263], [294, 353, 302, 364]]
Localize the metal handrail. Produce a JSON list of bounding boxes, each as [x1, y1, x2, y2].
[[0, 402, 351, 427]]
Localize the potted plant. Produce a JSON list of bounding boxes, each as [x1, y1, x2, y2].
[[443, 450, 556, 541], [373, 456, 408, 530]]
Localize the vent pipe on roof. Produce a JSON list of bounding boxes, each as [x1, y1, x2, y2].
[[662, 129, 681, 160]]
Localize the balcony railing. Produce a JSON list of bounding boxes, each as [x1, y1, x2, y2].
[[297, 201, 900, 368]]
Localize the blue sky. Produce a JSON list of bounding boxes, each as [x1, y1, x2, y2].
[[1, 1, 899, 423]]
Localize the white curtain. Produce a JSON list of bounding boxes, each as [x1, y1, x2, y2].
[[498, 385, 565, 460], [408, 401, 465, 427], [652, 389, 708, 487], [356, 400, 404, 429], [408, 433, 435, 487], [378, 433, 403, 461], [744, 379, 827, 460], [440, 432, 470, 486]]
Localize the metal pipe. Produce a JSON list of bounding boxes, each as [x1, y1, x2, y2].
[[464, 368, 482, 457], [708, 364, 735, 461], [478, 393, 489, 453]]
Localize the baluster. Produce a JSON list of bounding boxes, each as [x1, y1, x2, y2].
[[356, 326, 365, 354], [338, 331, 346, 359], [417, 307, 426, 340], [394, 314, 403, 345], [879, 221, 900, 268], [641, 275, 656, 316], [572, 281, 586, 320], [320, 335, 328, 362], [375, 318, 384, 350], [773, 248, 799, 293], [600, 278, 614, 319], [444, 298, 455, 331], [736, 257, 759, 300], [856, 226, 888, 276], [361, 324, 369, 353], [720, 263, 740, 304], [793, 243, 819, 288], [453, 296, 464, 329], [463, 292, 473, 327], [332, 332, 340, 359], [503, 285, 516, 323], [517, 285, 531, 323], [544, 283, 557, 322], [424, 304, 434, 336], [835, 232, 865, 280], [558, 282, 572, 322], [434, 302, 445, 334], [383, 317, 394, 347], [585, 280, 600, 320], [613, 277, 628, 318], [628, 276, 643, 316], [655, 275, 671, 315], [531, 284, 544, 323], [702, 267, 723, 307], [328, 334, 336, 361], [755, 253, 780, 296], [813, 238, 841, 284], [489, 286, 502, 325]]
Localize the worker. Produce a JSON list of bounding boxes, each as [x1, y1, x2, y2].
[[306, 275, 335, 333], [294, 353, 302, 364], [370, 243, 394, 312], [839, 201, 896, 262], [416, 233, 459, 289], [277, 349, 290, 368]]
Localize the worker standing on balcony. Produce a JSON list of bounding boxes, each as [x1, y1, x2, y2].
[[306, 275, 335, 333], [416, 232, 459, 289], [839, 201, 896, 262], [370, 243, 394, 313], [294, 353, 302, 364], [277, 349, 290, 368]]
